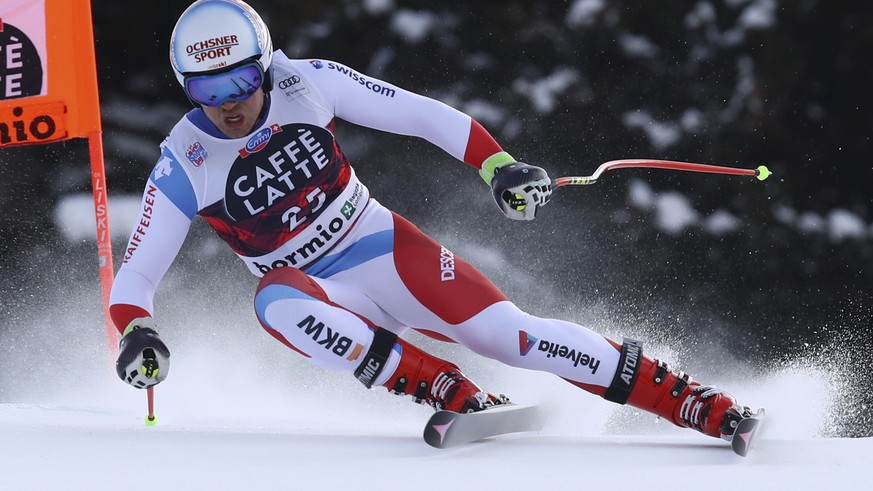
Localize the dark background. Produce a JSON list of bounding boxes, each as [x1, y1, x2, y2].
[[2, 1, 871, 435]]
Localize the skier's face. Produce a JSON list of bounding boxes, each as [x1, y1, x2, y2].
[[202, 88, 265, 139]]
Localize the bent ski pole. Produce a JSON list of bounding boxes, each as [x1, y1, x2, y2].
[[552, 159, 771, 187]]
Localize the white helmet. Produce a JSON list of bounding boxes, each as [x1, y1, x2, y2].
[[169, 0, 273, 86]]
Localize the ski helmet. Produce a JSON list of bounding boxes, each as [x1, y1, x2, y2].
[[170, 0, 273, 91]]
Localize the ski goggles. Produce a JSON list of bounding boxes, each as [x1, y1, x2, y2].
[[183, 60, 265, 107]]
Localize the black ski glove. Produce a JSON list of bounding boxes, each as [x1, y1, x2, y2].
[[116, 317, 171, 389], [490, 162, 553, 221]]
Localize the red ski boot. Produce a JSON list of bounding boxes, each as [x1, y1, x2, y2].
[[387, 340, 508, 413], [353, 327, 507, 413], [604, 339, 751, 440]]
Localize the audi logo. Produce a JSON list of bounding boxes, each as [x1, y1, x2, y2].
[[278, 75, 301, 89]]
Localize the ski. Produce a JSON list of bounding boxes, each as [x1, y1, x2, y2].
[[730, 408, 765, 457], [423, 404, 543, 449], [422, 403, 764, 453]]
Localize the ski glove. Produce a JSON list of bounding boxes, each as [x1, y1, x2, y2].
[[490, 162, 553, 221], [116, 317, 171, 389]]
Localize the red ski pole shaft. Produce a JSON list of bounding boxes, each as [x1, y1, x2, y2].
[[552, 159, 771, 187], [146, 386, 158, 425]]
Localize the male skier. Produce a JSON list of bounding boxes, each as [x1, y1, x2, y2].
[[112, 0, 753, 442]]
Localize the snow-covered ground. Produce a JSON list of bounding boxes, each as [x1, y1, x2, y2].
[[1, 358, 869, 491], [3, 267, 867, 491], [1, 273, 868, 491]]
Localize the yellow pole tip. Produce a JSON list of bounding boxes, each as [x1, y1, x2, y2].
[[755, 165, 771, 181]]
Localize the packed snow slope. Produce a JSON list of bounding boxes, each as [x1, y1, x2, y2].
[[3, 187, 870, 490], [1, 342, 869, 491]]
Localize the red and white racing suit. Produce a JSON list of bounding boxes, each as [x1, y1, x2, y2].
[[110, 51, 621, 395]]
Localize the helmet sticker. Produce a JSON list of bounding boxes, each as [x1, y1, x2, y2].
[[185, 35, 239, 68]]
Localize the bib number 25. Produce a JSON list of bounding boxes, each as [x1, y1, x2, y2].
[[282, 187, 326, 231]]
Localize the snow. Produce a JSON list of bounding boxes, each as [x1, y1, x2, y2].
[[0, 186, 867, 490], [462, 98, 507, 128], [739, 0, 778, 30], [827, 209, 868, 242], [566, 0, 607, 28], [797, 210, 827, 234], [653, 191, 701, 236], [362, 0, 395, 16], [1, 356, 870, 490], [685, 2, 717, 30], [390, 9, 437, 44], [54, 194, 143, 242], [702, 209, 742, 235], [622, 110, 683, 150], [513, 67, 581, 114], [619, 33, 659, 58], [627, 179, 873, 241]]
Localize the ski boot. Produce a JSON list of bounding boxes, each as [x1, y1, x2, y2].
[[604, 339, 752, 440], [672, 383, 752, 439], [353, 328, 508, 413]]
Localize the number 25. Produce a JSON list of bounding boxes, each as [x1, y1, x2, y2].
[[281, 188, 326, 231]]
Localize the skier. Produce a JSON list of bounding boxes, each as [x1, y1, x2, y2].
[[112, 0, 753, 442]]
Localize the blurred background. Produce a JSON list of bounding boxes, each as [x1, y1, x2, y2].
[[1, 0, 871, 436]]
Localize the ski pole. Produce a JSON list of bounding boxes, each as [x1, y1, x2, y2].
[[146, 386, 158, 426], [552, 159, 771, 187]]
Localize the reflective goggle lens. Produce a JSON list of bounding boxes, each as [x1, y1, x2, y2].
[[184, 62, 264, 107]]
